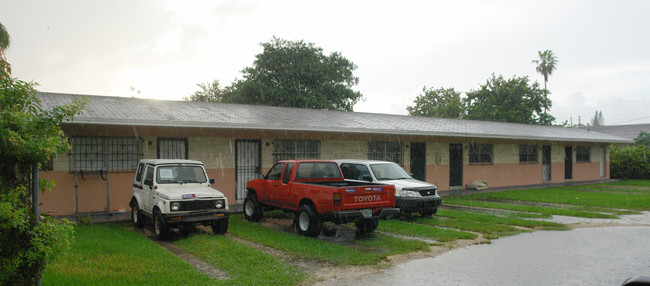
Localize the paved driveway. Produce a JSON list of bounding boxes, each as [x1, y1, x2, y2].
[[318, 212, 650, 286]]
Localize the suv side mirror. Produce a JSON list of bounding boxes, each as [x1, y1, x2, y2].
[[209, 178, 215, 184], [362, 175, 373, 182], [258, 174, 265, 179]]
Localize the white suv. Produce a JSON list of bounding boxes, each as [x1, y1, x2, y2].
[[335, 160, 442, 217], [129, 159, 229, 240]]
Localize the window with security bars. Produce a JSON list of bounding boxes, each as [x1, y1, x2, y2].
[[576, 146, 591, 162], [519, 145, 539, 163], [69, 136, 142, 172], [469, 143, 493, 164], [368, 141, 403, 165], [272, 140, 320, 162], [158, 138, 188, 159]]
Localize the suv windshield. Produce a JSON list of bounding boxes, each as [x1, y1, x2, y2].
[[156, 165, 207, 184], [370, 163, 412, 180]]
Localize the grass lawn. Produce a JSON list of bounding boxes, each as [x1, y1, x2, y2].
[[42, 224, 214, 285], [457, 182, 650, 211], [228, 215, 430, 265], [377, 219, 477, 242], [42, 181, 650, 285], [443, 198, 622, 219], [176, 234, 305, 285], [436, 209, 569, 231]]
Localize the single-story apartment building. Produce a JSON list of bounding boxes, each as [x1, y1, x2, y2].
[[37, 92, 632, 216]]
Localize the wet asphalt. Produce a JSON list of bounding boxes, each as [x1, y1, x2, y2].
[[318, 212, 650, 286]]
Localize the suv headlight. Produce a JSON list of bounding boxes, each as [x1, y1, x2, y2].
[[215, 200, 224, 209], [402, 189, 421, 197], [171, 202, 181, 211]]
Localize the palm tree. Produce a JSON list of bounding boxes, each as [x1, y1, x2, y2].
[[532, 50, 558, 123], [0, 22, 9, 53], [1, 22, 11, 79]]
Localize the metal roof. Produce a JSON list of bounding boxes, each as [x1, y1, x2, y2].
[[37, 92, 632, 144], [583, 124, 650, 141]]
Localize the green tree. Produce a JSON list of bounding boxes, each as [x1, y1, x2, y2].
[[1, 22, 10, 80], [635, 131, 650, 147], [406, 86, 464, 118], [0, 23, 9, 52], [590, 110, 604, 126], [184, 79, 224, 102], [532, 50, 558, 120], [1, 23, 86, 285], [223, 37, 363, 111], [464, 74, 552, 124]]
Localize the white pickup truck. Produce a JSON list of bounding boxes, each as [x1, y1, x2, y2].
[[129, 159, 229, 240], [335, 159, 442, 217]]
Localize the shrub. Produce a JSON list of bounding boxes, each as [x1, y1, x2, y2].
[[0, 186, 74, 285], [610, 144, 650, 179]]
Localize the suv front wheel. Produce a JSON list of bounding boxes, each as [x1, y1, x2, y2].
[[153, 209, 169, 240], [131, 200, 145, 228], [211, 219, 229, 235]]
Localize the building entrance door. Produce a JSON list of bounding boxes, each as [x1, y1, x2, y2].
[[235, 140, 261, 201], [542, 145, 551, 181], [449, 143, 463, 187], [410, 143, 426, 181], [564, 146, 573, 180]]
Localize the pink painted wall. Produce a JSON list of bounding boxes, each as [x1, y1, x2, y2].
[[40, 168, 237, 216]]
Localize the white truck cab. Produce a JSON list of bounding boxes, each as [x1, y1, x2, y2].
[[335, 159, 442, 216], [129, 159, 229, 239]]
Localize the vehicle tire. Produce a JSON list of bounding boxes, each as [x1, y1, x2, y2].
[[243, 192, 263, 222], [420, 210, 435, 217], [153, 209, 169, 240], [356, 218, 379, 236], [211, 218, 229, 235], [296, 204, 322, 237], [322, 222, 337, 237], [131, 200, 145, 228]]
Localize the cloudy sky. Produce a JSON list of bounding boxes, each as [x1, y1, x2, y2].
[[2, 0, 649, 125]]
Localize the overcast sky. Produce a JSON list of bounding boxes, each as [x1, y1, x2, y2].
[[2, 0, 649, 125]]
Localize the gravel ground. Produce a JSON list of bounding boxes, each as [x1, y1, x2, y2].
[[318, 212, 650, 286]]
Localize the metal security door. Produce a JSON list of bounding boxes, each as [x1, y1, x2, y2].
[[449, 143, 463, 187], [564, 146, 573, 180], [542, 145, 551, 181], [410, 143, 426, 181], [235, 140, 261, 201]]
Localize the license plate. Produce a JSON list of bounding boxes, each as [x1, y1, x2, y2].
[[361, 209, 372, 218]]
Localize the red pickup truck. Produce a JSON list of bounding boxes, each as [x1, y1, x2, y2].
[[244, 160, 400, 237]]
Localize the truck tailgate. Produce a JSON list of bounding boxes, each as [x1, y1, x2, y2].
[[341, 185, 394, 209]]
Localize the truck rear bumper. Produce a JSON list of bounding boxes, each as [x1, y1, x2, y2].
[[330, 208, 400, 223], [163, 211, 229, 224]]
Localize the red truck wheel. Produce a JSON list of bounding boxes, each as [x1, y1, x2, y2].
[[356, 218, 379, 236], [243, 192, 263, 222], [296, 204, 322, 237]]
